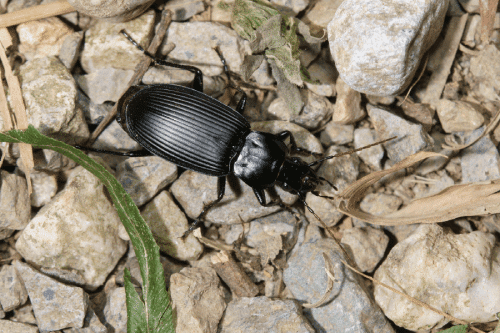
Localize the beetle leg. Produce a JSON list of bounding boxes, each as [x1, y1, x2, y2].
[[74, 145, 153, 157], [319, 176, 338, 191], [276, 131, 322, 157], [120, 29, 204, 92], [252, 187, 286, 208], [181, 176, 227, 239]]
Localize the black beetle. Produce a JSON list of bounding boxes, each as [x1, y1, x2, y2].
[[77, 31, 394, 236]]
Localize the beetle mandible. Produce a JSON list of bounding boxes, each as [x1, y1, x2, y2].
[[77, 31, 394, 237]]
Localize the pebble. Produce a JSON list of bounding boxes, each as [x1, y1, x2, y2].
[[141, 191, 203, 261], [160, 22, 246, 76], [302, 0, 344, 29], [267, 90, 334, 130], [16, 17, 73, 61], [0, 170, 30, 230], [470, 44, 500, 101], [331, 77, 365, 124], [19, 56, 89, 144], [435, 99, 485, 133], [67, 0, 155, 21], [115, 156, 178, 206], [0, 264, 28, 312], [284, 239, 395, 332], [400, 100, 435, 132], [14, 261, 88, 331], [29, 170, 57, 207], [15, 164, 128, 289], [270, 0, 309, 15], [32, 149, 78, 173], [460, 127, 500, 183], [164, 0, 206, 21], [78, 10, 156, 104], [103, 287, 127, 333], [219, 296, 314, 332], [59, 31, 84, 71], [320, 122, 354, 146], [367, 104, 434, 162], [11, 303, 36, 325], [76, 89, 112, 125], [360, 193, 403, 217], [170, 267, 226, 333], [63, 304, 107, 333], [374, 224, 500, 331], [354, 128, 385, 170], [304, 56, 337, 97], [305, 145, 359, 227], [0, 320, 37, 333], [341, 227, 389, 273], [329, 0, 448, 95]]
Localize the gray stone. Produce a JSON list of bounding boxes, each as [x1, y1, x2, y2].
[[63, 305, 107, 333], [20, 56, 89, 144], [435, 99, 485, 133], [76, 68, 136, 104], [460, 127, 500, 183], [375, 224, 500, 331], [304, 56, 337, 97], [0, 320, 37, 333], [354, 128, 385, 170], [29, 170, 57, 208], [14, 261, 88, 331], [164, 0, 205, 21], [59, 31, 84, 71], [320, 122, 354, 146], [116, 156, 178, 206], [76, 89, 112, 125], [367, 104, 434, 162], [16, 164, 128, 289], [0, 170, 30, 230], [284, 239, 395, 333], [305, 145, 359, 227], [16, 17, 73, 61], [11, 303, 36, 325], [219, 296, 315, 332], [66, 0, 155, 21], [141, 191, 203, 261], [267, 90, 334, 130], [32, 149, 78, 173], [0, 264, 28, 312], [250, 59, 275, 86], [302, 0, 344, 29], [270, 0, 309, 15], [170, 267, 226, 333], [329, 0, 448, 95], [160, 22, 246, 76], [331, 77, 365, 124], [103, 287, 127, 333], [341, 227, 389, 273], [470, 44, 500, 100]]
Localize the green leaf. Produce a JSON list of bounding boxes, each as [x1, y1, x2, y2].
[[438, 325, 468, 333], [0, 126, 175, 333], [125, 268, 146, 333]]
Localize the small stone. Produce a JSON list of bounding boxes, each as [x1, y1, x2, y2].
[[63, 305, 107, 333], [0, 170, 30, 230], [360, 193, 402, 216], [354, 128, 385, 170], [29, 170, 57, 207], [374, 224, 500, 331], [0, 264, 28, 312], [14, 261, 88, 331], [0, 320, 37, 333], [160, 22, 246, 76], [284, 239, 395, 332], [302, 0, 344, 29], [470, 45, 500, 100], [20, 56, 89, 144], [305, 145, 359, 227], [267, 90, 334, 130], [141, 191, 203, 261], [16, 164, 128, 289], [103, 287, 127, 333], [270, 0, 309, 15], [33, 149, 78, 173], [400, 101, 435, 132], [76, 89, 112, 125], [11, 303, 36, 325], [59, 31, 84, 71], [435, 99, 485, 133], [329, 0, 448, 95], [304, 55, 337, 97], [320, 122, 354, 146], [458, 0, 480, 13], [331, 77, 365, 124], [341, 227, 389, 273], [116, 156, 178, 206], [17, 17, 73, 61], [7, 0, 39, 13], [367, 104, 434, 162], [460, 127, 500, 183], [250, 59, 275, 86], [219, 296, 314, 332], [164, 0, 206, 21], [170, 267, 226, 333]]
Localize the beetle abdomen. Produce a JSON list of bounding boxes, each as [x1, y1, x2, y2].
[[120, 84, 251, 176]]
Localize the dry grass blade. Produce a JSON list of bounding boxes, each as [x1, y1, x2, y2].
[[339, 259, 486, 333], [88, 9, 173, 144], [338, 151, 500, 225], [0, 29, 33, 193], [0, 0, 75, 28], [303, 253, 335, 308], [479, 0, 499, 44]]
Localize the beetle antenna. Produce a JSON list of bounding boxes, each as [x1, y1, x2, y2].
[[308, 136, 397, 167], [213, 46, 246, 96]]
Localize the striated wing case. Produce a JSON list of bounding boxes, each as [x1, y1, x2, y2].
[[120, 84, 251, 176]]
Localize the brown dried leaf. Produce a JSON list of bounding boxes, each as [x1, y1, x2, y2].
[[338, 151, 500, 226]]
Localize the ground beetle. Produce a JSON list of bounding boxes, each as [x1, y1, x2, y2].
[[77, 31, 394, 236]]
